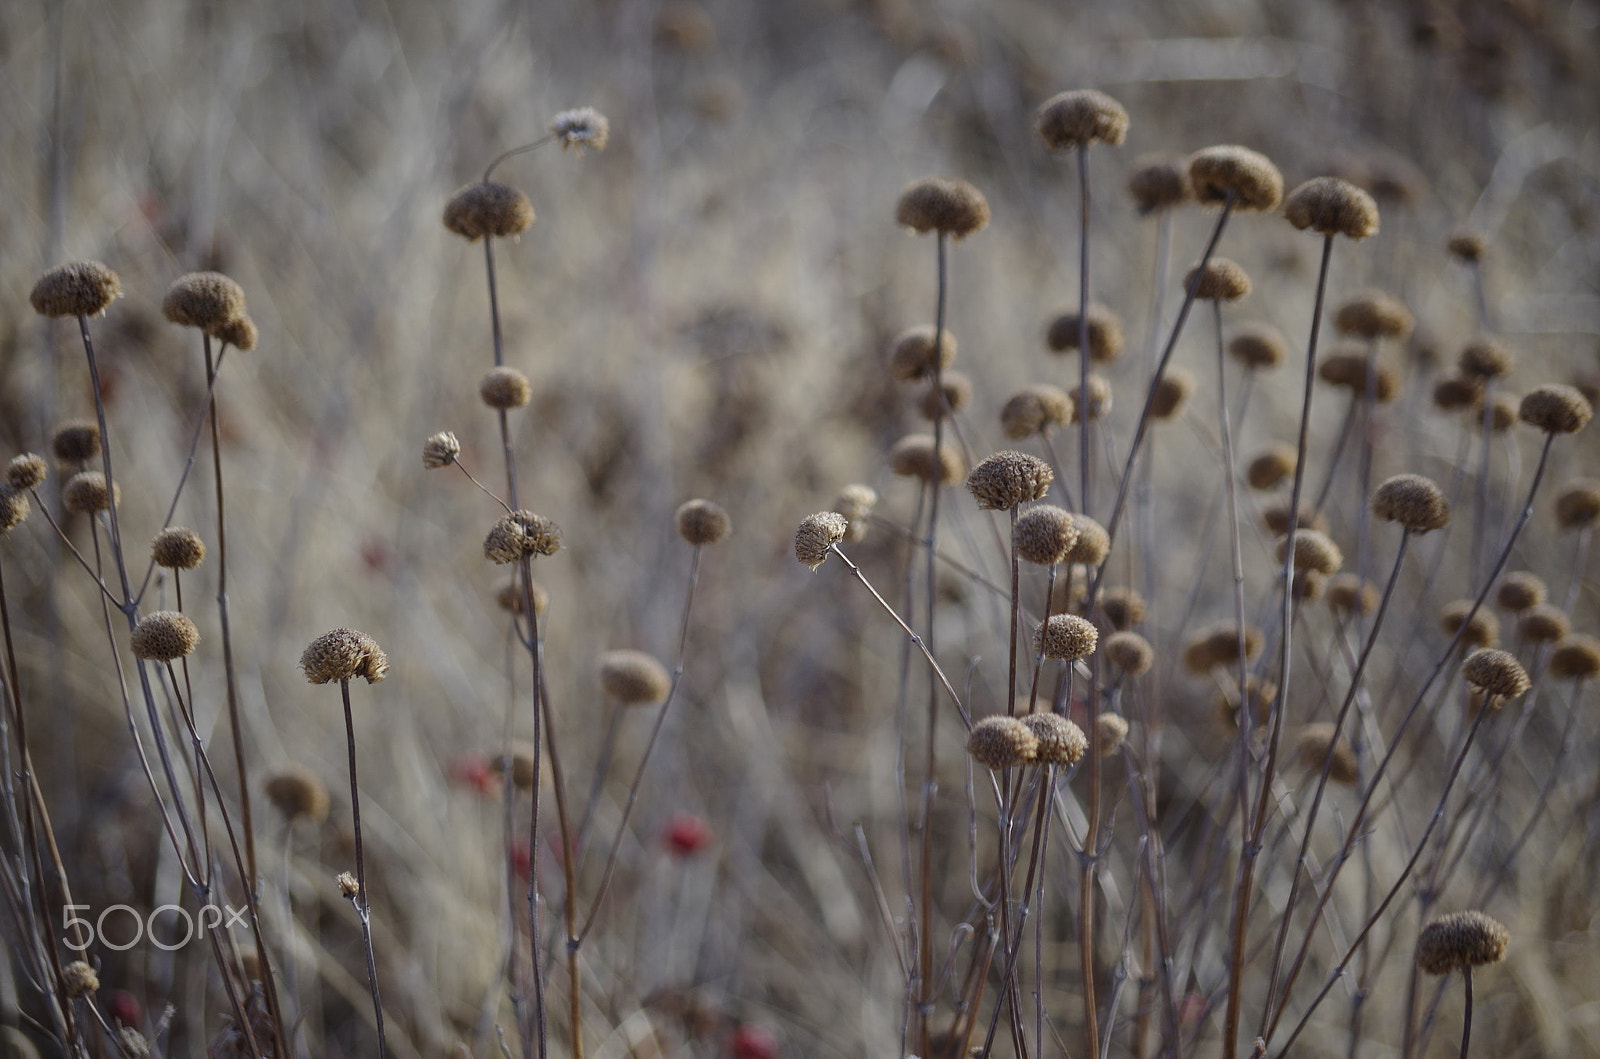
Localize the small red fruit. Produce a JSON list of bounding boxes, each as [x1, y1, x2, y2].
[[665, 813, 712, 857], [730, 1023, 777, 1059]]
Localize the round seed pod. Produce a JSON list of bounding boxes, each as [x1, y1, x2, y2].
[[888, 325, 957, 381], [1100, 587, 1146, 630], [1458, 338, 1513, 380], [1046, 304, 1124, 362], [443, 182, 535, 241], [480, 367, 533, 410], [598, 649, 671, 705], [51, 422, 102, 466], [1262, 503, 1328, 535], [918, 371, 973, 419], [967, 451, 1054, 511], [1104, 631, 1154, 676], [1554, 479, 1600, 530], [654, 3, 715, 51], [7, 454, 47, 491], [1097, 713, 1129, 755], [1035, 614, 1098, 660], [214, 314, 258, 351], [894, 176, 990, 240], [1293, 569, 1326, 603], [1416, 911, 1509, 975], [1187, 146, 1283, 211], [1433, 375, 1486, 412], [1247, 444, 1297, 491], [1000, 384, 1072, 438], [1048, 571, 1088, 615], [1495, 572, 1547, 613], [494, 577, 550, 617], [1021, 713, 1088, 766], [1318, 351, 1401, 401], [888, 435, 963, 485], [1228, 324, 1288, 370], [1518, 384, 1592, 435], [1548, 635, 1600, 680], [1440, 601, 1499, 648], [795, 511, 847, 570], [833, 484, 877, 542], [62, 959, 100, 997], [1334, 291, 1412, 340], [1278, 529, 1343, 575], [675, 499, 731, 545], [1184, 258, 1251, 301], [162, 272, 246, 332], [62, 472, 119, 515], [1184, 623, 1264, 674], [1215, 676, 1277, 730], [549, 106, 610, 153], [1327, 574, 1380, 616], [1013, 505, 1078, 566], [1486, 392, 1518, 432], [264, 767, 331, 823], [484, 511, 563, 564], [30, 261, 122, 318], [1372, 474, 1450, 533], [1127, 155, 1192, 214], [1070, 373, 1112, 422], [1063, 515, 1110, 565], [151, 527, 206, 570], [1517, 604, 1569, 644], [492, 741, 540, 791], [967, 716, 1038, 769], [130, 611, 200, 662], [423, 431, 461, 469], [300, 628, 389, 684], [1448, 230, 1487, 262], [1034, 89, 1129, 150], [1149, 368, 1195, 420], [1297, 723, 1358, 784], [1283, 177, 1380, 239], [0, 488, 27, 534]]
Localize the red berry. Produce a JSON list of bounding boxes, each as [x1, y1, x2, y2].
[[450, 753, 497, 797], [730, 1024, 776, 1059], [510, 841, 532, 880], [665, 813, 712, 857], [106, 990, 143, 1027]]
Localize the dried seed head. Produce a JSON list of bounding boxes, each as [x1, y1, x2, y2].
[[967, 451, 1054, 511], [300, 628, 389, 684], [1228, 324, 1288, 370], [338, 872, 361, 898], [1022, 712, 1088, 765], [443, 182, 535, 241], [1247, 444, 1297, 491], [833, 484, 877, 542], [31, 261, 122, 318], [484, 511, 563, 564], [1283, 177, 1380, 239], [214, 314, 258, 351], [264, 767, 331, 822], [1149, 368, 1195, 420], [62, 959, 100, 997], [1458, 338, 1514, 379], [1097, 713, 1130, 755], [795, 511, 847, 570], [675, 498, 731, 545], [1187, 146, 1283, 211], [1293, 569, 1326, 603], [1448, 230, 1488, 262], [1441, 601, 1499, 648], [1416, 911, 1509, 975], [1518, 384, 1592, 435], [1262, 503, 1328, 536], [1549, 635, 1600, 680], [888, 325, 958, 381], [151, 527, 206, 570], [1517, 604, 1569, 644], [1183, 622, 1264, 674], [1372, 474, 1450, 533], [1104, 631, 1154, 675], [1000, 384, 1072, 438], [1100, 587, 1147, 630], [967, 716, 1038, 770], [1034, 89, 1129, 150], [918, 371, 973, 419], [1433, 375, 1485, 412], [894, 176, 990, 239], [492, 741, 540, 791], [1064, 515, 1110, 565], [118, 1027, 150, 1058], [1013, 505, 1078, 566], [1297, 723, 1358, 784], [1487, 392, 1519, 432], [423, 431, 461, 469], [130, 611, 200, 662], [0, 487, 28, 534], [62, 472, 119, 515], [550, 106, 610, 153], [1185, 258, 1252, 301], [1035, 613, 1099, 660], [494, 576, 549, 617], [1046, 304, 1124, 362], [1215, 676, 1277, 730], [480, 366, 533, 410], [598, 649, 671, 705], [1127, 155, 1192, 214], [52, 422, 102, 465], [1554, 479, 1600, 530], [1070, 374, 1113, 422], [654, 2, 715, 50], [1334, 291, 1413, 340], [1495, 572, 1546, 613], [7, 454, 46, 491], [1327, 574, 1380, 616], [888, 434, 963, 485], [162, 272, 246, 332], [1049, 573, 1088, 615], [1318, 351, 1402, 401], [1278, 529, 1343, 575]]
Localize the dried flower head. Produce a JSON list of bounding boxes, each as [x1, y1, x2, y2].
[[1297, 723, 1358, 784], [1517, 604, 1569, 644], [7, 454, 46, 491], [967, 716, 1038, 769], [1034, 89, 1128, 150], [1183, 622, 1264, 673], [52, 422, 102, 465], [1495, 572, 1547, 613], [492, 741, 541, 791], [1185, 258, 1252, 301], [1433, 375, 1486, 412], [833, 484, 877, 542], [1334, 291, 1412, 340], [1096, 713, 1130, 755], [1327, 574, 1379, 616], [1283, 177, 1380, 239], [1554, 479, 1600, 530], [118, 1027, 150, 1058], [62, 472, 119, 515], [1448, 230, 1487, 262], [894, 176, 990, 239], [1228, 324, 1288, 370], [888, 434, 963, 484], [1262, 503, 1328, 535], [480, 366, 533, 410], [1278, 529, 1343, 575], [1064, 515, 1110, 565], [795, 511, 847, 570], [484, 511, 563, 564], [31, 261, 122, 318], [1441, 601, 1499, 649], [1070, 373, 1113, 422], [0, 488, 28, 534], [1022, 712, 1088, 765], [888, 325, 958, 381], [1415, 911, 1509, 975], [130, 611, 200, 662], [1046, 303, 1124, 362], [1548, 635, 1600, 680], [918, 370, 973, 419], [1318, 351, 1401, 401], [598, 649, 672, 705], [967, 451, 1054, 510], [1292, 569, 1326, 604], [151, 527, 206, 570], [443, 182, 535, 241], [1149, 368, 1195, 420], [1518, 384, 1592, 434], [1458, 338, 1513, 379], [62, 960, 100, 997], [675, 498, 731, 545], [301, 628, 389, 684], [162, 272, 246, 332], [1000, 384, 1072, 438], [338, 872, 361, 898], [214, 314, 258, 351], [1100, 587, 1146, 630], [1372, 474, 1450, 533], [1215, 676, 1277, 730], [1127, 155, 1191, 214], [494, 576, 550, 617], [423, 431, 461, 469], [1012, 504, 1078, 566], [1487, 392, 1518, 432], [1035, 613, 1098, 660], [1104, 631, 1154, 675], [1187, 146, 1283, 211], [1247, 444, 1297, 491], [264, 768, 331, 822], [550, 107, 610, 153]]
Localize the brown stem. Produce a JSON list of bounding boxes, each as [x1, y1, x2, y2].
[[341, 679, 389, 1059]]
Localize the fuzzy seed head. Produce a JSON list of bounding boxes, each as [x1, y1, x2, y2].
[[1372, 474, 1450, 533], [1185, 258, 1251, 301], [130, 611, 200, 662], [1021, 712, 1088, 765], [1262, 503, 1328, 536], [1183, 622, 1264, 674], [31, 262, 122, 318], [894, 176, 990, 239], [888, 435, 963, 485], [1100, 587, 1147, 630], [1297, 723, 1358, 784], [338, 872, 360, 898], [1035, 613, 1098, 660], [1458, 338, 1513, 379], [1104, 631, 1154, 675], [443, 182, 535, 241], [1216, 676, 1277, 730], [550, 106, 610, 153], [833, 484, 877, 542], [1046, 304, 1124, 362], [62, 960, 100, 997], [1549, 635, 1600, 680], [162, 272, 246, 332], [1448, 230, 1488, 262], [967, 451, 1053, 511], [1327, 574, 1380, 616], [1293, 569, 1326, 604], [62, 472, 118, 515], [151, 527, 206, 570], [888, 325, 957, 381], [1318, 351, 1401, 401], [1433, 375, 1486, 412], [598, 649, 672, 705], [301, 628, 388, 684], [1187, 146, 1283, 211], [1034, 89, 1128, 150], [1070, 374, 1113, 422], [1555, 479, 1600, 530], [215, 314, 258, 351], [492, 741, 540, 791], [1517, 605, 1570, 644], [918, 371, 973, 419], [480, 367, 533, 410], [423, 431, 461, 469], [51, 422, 101, 465], [1097, 713, 1130, 755], [675, 498, 731, 545], [1283, 177, 1380, 239], [1012, 505, 1078, 566], [1334, 291, 1412, 340], [1228, 324, 1288, 370], [795, 511, 847, 570], [484, 511, 563, 564], [1441, 601, 1499, 649], [1415, 911, 1509, 975], [1127, 155, 1192, 214], [7, 454, 46, 491], [1064, 515, 1110, 566], [264, 768, 331, 822], [1278, 529, 1343, 575], [1518, 384, 1592, 435], [967, 716, 1038, 769], [494, 576, 550, 617], [1495, 572, 1546, 613], [1247, 444, 1297, 491], [0, 488, 28, 534], [1149, 369, 1195, 420], [1000, 384, 1072, 438]]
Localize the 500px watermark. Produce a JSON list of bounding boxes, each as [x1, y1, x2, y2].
[[63, 904, 249, 952]]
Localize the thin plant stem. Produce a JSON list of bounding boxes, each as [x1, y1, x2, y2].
[[1076, 142, 1093, 517], [1458, 967, 1474, 1059], [341, 679, 388, 1059]]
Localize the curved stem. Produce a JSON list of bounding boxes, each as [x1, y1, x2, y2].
[[342, 679, 389, 1059]]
